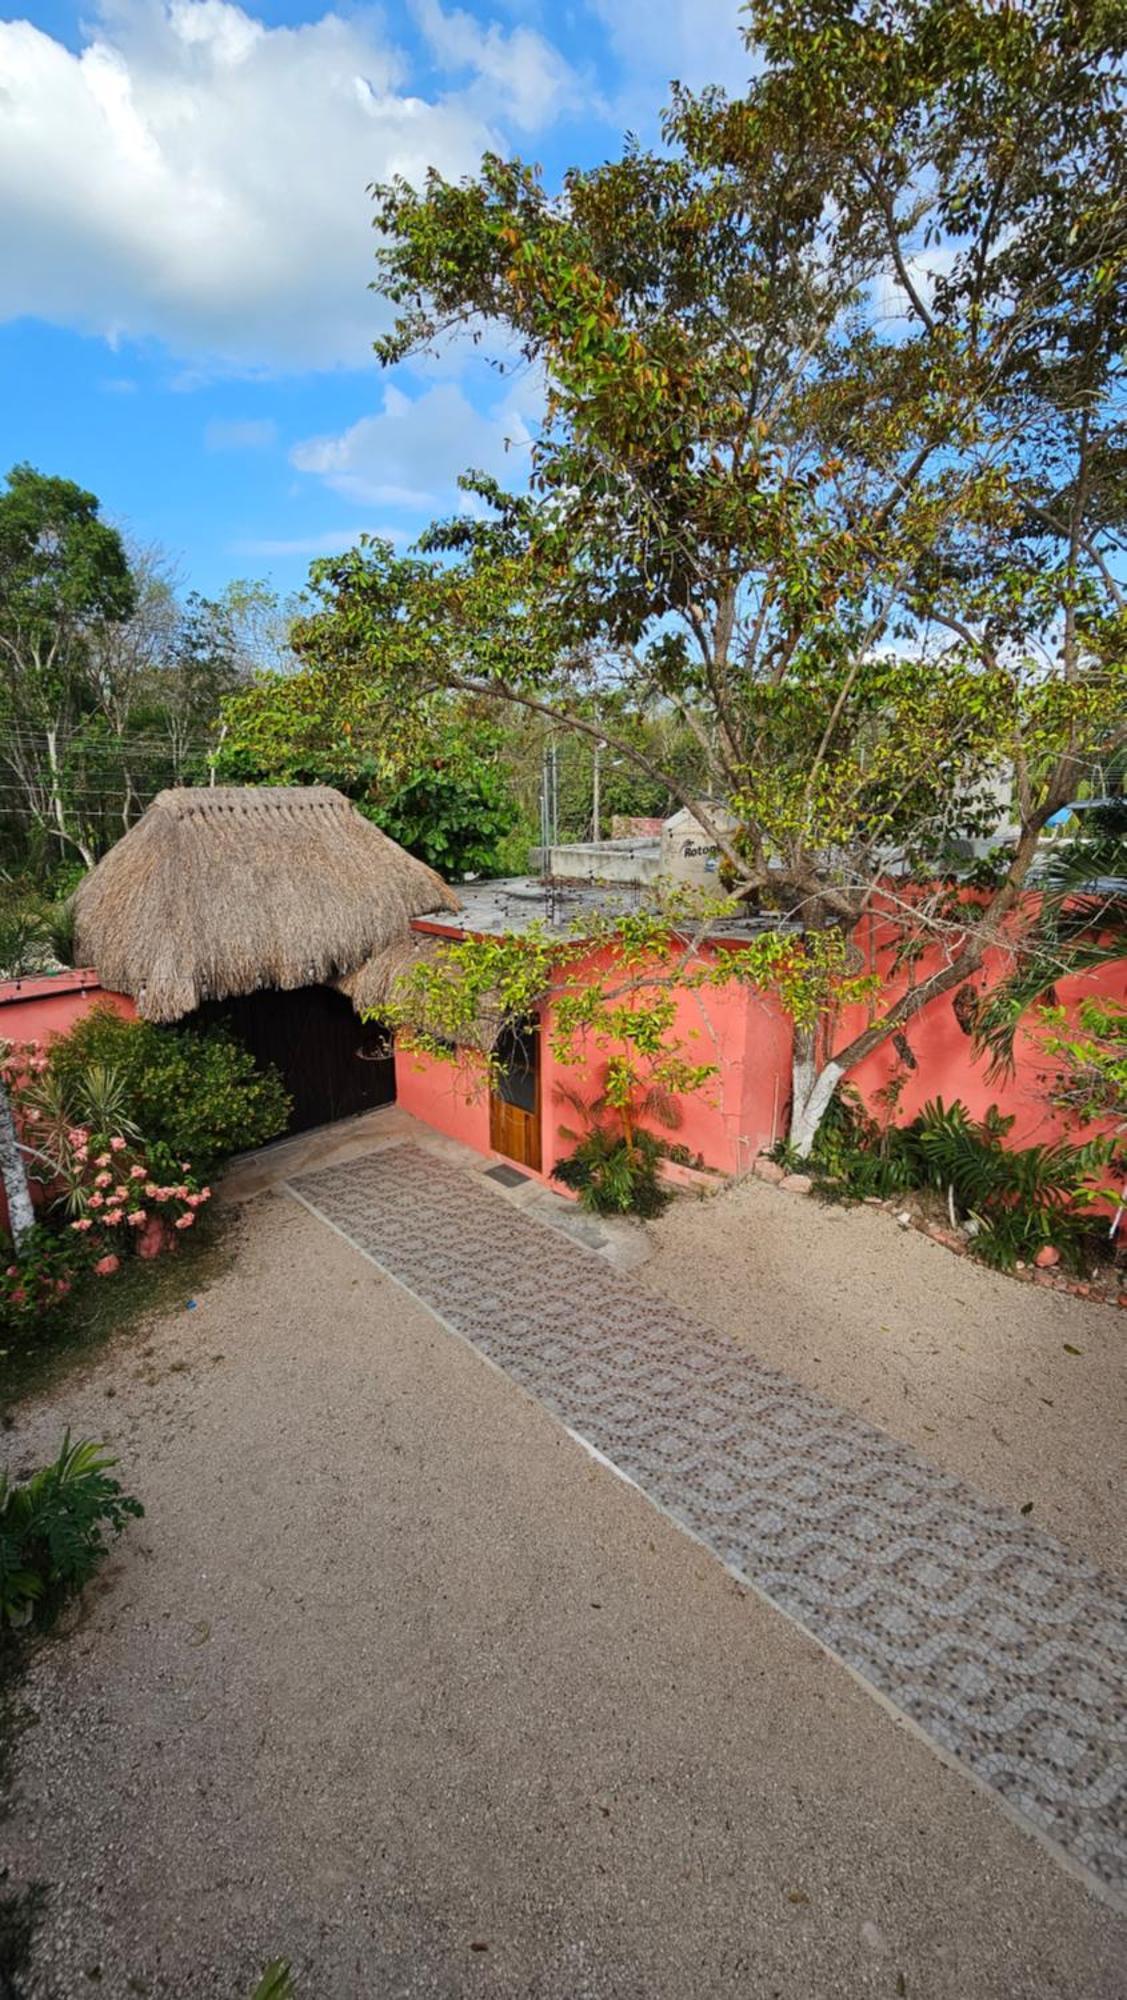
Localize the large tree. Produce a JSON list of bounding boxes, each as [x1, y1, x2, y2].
[[303, 0, 1126, 1149], [0, 464, 136, 869], [213, 667, 519, 878]]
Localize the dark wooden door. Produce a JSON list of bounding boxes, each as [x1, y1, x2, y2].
[[489, 1015, 541, 1170], [187, 984, 396, 1137]]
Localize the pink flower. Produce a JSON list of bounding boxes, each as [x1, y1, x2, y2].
[[93, 1254, 119, 1277], [198, 1187, 211, 1202], [103, 1209, 124, 1226], [109, 1136, 127, 1153], [144, 1181, 159, 1198], [95, 1153, 111, 1168], [94, 1171, 112, 1189], [114, 1185, 130, 1202], [88, 1191, 104, 1209], [180, 1162, 191, 1172], [74, 1147, 89, 1164], [129, 1163, 146, 1180], [186, 1192, 202, 1208], [55, 1278, 71, 1296], [29, 1054, 48, 1073], [66, 1127, 88, 1147], [6, 1264, 19, 1278], [71, 1217, 93, 1232], [127, 1209, 147, 1227], [174, 1212, 196, 1230], [174, 1185, 190, 1201], [9, 1287, 26, 1307]]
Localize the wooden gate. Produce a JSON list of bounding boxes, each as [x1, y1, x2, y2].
[[185, 984, 396, 1137], [489, 1015, 541, 1171]]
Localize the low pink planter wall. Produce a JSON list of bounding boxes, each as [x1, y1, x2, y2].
[[0, 975, 135, 1239], [0, 971, 134, 1047]]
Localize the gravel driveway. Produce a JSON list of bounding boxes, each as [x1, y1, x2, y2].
[[4, 1189, 1125, 1998]]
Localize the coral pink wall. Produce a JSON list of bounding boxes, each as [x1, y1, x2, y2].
[[394, 938, 794, 1184], [836, 922, 1126, 1150], [395, 916, 1125, 1186], [394, 1043, 493, 1156]]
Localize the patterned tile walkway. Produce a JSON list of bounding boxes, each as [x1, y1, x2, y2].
[[289, 1144, 1127, 1903]]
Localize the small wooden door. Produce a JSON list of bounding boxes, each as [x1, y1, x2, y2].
[[489, 1015, 541, 1171]]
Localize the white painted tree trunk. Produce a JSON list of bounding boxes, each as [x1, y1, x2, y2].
[[0, 1078, 35, 1248], [789, 1048, 844, 1159]]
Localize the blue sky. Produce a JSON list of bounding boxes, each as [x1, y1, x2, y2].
[[0, 0, 751, 599]]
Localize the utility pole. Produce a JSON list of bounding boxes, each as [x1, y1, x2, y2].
[[539, 739, 560, 877], [592, 741, 602, 844]]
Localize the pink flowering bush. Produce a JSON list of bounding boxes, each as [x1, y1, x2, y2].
[[54, 1133, 211, 1266], [2, 1038, 213, 1326]]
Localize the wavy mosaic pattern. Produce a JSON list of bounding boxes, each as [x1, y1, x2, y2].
[[290, 1144, 1127, 1899]]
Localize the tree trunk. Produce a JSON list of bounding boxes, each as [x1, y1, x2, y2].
[[0, 1078, 35, 1249], [45, 725, 95, 868], [789, 1031, 844, 1158]]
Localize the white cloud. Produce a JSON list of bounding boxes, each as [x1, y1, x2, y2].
[[291, 374, 538, 511], [0, 0, 579, 370], [233, 526, 409, 555], [204, 416, 278, 449], [412, 0, 586, 132], [589, 0, 752, 103]]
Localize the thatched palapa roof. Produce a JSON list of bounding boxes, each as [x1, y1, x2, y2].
[[74, 786, 460, 1023], [336, 932, 506, 1055]]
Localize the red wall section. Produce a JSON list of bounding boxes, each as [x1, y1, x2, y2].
[[0, 973, 134, 1048], [394, 914, 1125, 1184]]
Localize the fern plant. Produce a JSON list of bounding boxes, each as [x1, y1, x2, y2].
[[809, 1089, 1112, 1271], [806, 1088, 921, 1201], [552, 1123, 672, 1218], [0, 1433, 143, 1630], [911, 1098, 1112, 1270]]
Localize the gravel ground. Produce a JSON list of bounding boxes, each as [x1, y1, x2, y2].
[[3, 1189, 1125, 1999], [644, 1176, 1127, 1575]]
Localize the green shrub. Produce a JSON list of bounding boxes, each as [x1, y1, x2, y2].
[[0, 893, 77, 976], [910, 1098, 1112, 1271], [0, 1226, 83, 1335], [44, 1009, 290, 1171], [46, 897, 77, 968], [552, 1126, 672, 1218], [0, 1433, 143, 1630], [0, 901, 53, 980]]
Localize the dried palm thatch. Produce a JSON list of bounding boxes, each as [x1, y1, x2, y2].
[[336, 931, 507, 1054], [74, 787, 460, 1023]]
